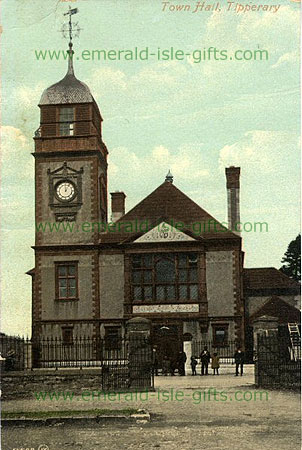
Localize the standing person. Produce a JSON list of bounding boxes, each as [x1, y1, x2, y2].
[[4, 349, 16, 372], [162, 355, 170, 376], [200, 346, 210, 375], [178, 351, 187, 376], [170, 354, 177, 376], [190, 356, 198, 375], [234, 348, 244, 376], [152, 348, 158, 376], [211, 352, 220, 375]]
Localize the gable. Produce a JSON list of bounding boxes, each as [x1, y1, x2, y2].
[[250, 296, 301, 324]]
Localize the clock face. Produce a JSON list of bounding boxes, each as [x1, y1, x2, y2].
[[55, 181, 76, 201]]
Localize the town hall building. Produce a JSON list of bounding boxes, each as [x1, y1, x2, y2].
[[28, 37, 300, 364]]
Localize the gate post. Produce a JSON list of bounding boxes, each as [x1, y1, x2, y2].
[[183, 334, 193, 375], [253, 315, 279, 387], [126, 317, 153, 390], [253, 315, 279, 348]]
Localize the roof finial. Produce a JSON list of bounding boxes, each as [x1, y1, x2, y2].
[[62, 7, 81, 76], [67, 41, 74, 75], [165, 170, 173, 183]]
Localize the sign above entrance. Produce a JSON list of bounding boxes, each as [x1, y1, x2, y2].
[[133, 304, 199, 314], [134, 222, 195, 243]]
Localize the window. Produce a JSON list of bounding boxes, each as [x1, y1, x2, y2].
[[62, 327, 73, 345], [130, 253, 199, 303], [212, 324, 229, 347], [55, 262, 78, 300], [104, 327, 121, 350], [59, 108, 74, 136]]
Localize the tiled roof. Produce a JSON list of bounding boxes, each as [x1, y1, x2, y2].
[[249, 296, 301, 323], [39, 52, 94, 105], [244, 267, 300, 290], [100, 180, 240, 244], [39, 74, 93, 105]]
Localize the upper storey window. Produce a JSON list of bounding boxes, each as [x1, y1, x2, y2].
[[59, 107, 74, 136], [131, 253, 199, 303]]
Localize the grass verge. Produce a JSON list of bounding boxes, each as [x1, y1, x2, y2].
[[2, 408, 139, 419]]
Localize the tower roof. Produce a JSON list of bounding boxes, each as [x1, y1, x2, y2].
[[39, 73, 93, 105], [39, 43, 93, 105]]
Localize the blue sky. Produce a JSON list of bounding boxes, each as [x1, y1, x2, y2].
[[1, 0, 300, 335]]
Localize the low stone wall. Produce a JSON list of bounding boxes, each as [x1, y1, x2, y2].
[[1, 369, 114, 400]]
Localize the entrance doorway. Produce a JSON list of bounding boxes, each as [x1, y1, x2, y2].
[[152, 323, 182, 373]]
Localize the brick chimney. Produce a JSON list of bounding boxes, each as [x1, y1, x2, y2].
[[225, 167, 240, 233], [111, 191, 126, 222]]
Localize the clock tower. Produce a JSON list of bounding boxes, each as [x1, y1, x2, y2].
[[31, 24, 108, 341]]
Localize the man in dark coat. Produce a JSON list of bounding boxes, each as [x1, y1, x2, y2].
[[200, 346, 210, 375], [234, 348, 244, 376], [177, 351, 187, 376]]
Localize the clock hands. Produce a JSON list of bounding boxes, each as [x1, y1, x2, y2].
[[56, 181, 75, 201]]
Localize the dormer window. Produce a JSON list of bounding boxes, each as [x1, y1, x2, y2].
[[59, 107, 74, 136]]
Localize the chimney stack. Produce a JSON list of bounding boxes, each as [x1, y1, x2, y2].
[[225, 167, 240, 233], [111, 191, 126, 222]]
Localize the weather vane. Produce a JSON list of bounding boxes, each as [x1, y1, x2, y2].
[[60, 6, 81, 47]]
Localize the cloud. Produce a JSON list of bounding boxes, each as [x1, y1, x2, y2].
[[272, 51, 298, 69], [90, 67, 128, 92], [1, 126, 34, 230], [218, 130, 299, 174], [89, 61, 187, 97], [1, 126, 33, 180], [108, 143, 209, 210], [13, 82, 45, 109], [237, 6, 299, 46], [152, 145, 170, 163], [1, 126, 28, 151]]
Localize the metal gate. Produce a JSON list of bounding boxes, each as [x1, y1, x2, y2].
[[256, 334, 301, 389]]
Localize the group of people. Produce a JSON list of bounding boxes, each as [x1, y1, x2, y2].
[[159, 350, 187, 376], [190, 347, 219, 376], [154, 346, 245, 376], [190, 346, 245, 376]]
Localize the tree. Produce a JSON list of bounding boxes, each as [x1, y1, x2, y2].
[[280, 234, 301, 282]]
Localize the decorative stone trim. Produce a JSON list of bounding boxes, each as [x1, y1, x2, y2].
[[134, 222, 195, 243], [133, 304, 200, 314]]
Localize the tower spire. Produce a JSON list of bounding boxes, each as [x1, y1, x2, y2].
[[62, 6, 80, 76]]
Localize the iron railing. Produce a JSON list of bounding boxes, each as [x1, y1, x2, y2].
[[191, 340, 240, 364], [0, 335, 154, 390]]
